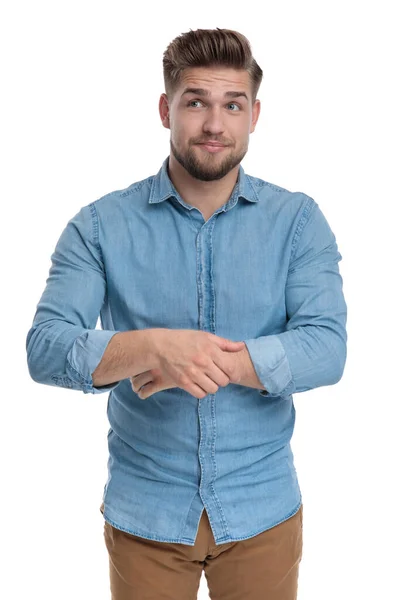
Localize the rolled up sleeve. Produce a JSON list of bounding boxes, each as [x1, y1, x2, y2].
[[244, 197, 347, 398], [26, 202, 121, 394]]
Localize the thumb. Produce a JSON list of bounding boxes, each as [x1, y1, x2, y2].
[[217, 338, 246, 351]]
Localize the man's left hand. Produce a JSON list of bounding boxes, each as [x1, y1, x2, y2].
[[130, 347, 248, 400]]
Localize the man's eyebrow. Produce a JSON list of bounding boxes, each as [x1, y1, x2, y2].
[[181, 87, 249, 101]]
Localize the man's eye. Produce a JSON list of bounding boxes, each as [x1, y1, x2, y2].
[[187, 100, 241, 111]]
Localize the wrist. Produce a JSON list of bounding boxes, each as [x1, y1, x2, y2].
[[145, 328, 168, 369]]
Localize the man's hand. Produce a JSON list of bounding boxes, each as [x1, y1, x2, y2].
[[131, 345, 248, 400], [130, 329, 246, 399]]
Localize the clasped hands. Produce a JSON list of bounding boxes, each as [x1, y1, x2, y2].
[[130, 343, 248, 400]]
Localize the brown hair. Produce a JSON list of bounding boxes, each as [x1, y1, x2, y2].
[[162, 28, 263, 104]]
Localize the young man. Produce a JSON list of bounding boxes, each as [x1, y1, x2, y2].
[[26, 28, 347, 600]]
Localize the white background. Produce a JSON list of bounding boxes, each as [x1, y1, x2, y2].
[[2, 0, 399, 598]]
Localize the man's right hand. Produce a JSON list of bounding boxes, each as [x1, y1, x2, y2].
[[147, 329, 246, 399]]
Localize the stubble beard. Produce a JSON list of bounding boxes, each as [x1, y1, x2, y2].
[[170, 138, 248, 182]]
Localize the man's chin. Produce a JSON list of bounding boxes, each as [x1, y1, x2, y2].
[[190, 172, 225, 182], [171, 141, 244, 181]]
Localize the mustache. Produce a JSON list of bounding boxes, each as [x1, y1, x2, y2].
[[193, 139, 231, 146]]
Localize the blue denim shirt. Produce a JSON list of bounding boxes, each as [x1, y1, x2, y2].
[[26, 156, 347, 546]]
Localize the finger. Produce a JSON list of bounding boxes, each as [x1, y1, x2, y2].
[[214, 337, 245, 350], [224, 341, 245, 352], [199, 362, 231, 387], [131, 374, 153, 392], [131, 371, 150, 382], [139, 381, 166, 400], [181, 372, 219, 398], [190, 382, 211, 399], [224, 345, 245, 352], [196, 372, 220, 394], [210, 365, 231, 387], [138, 382, 152, 399]]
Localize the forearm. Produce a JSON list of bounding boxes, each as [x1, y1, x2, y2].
[[236, 347, 267, 392], [91, 328, 160, 387]]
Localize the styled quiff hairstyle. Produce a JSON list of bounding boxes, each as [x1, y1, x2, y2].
[[163, 28, 263, 105]]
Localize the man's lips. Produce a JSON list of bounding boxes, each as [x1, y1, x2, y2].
[[197, 142, 226, 147], [196, 142, 229, 153]]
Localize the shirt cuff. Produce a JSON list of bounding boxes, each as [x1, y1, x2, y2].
[[243, 335, 295, 397], [66, 330, 122, 394]]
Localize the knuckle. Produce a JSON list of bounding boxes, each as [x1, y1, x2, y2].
[[193, 355, 207, 368], [178, 374, 189, 385]]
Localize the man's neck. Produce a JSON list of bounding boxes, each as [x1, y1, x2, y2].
[[167, 153, 239, 219]]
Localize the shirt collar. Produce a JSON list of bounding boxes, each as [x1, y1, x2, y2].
[[149, 156, 259, 209]]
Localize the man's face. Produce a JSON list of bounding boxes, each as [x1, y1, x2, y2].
[[159, 67, 261, 181]]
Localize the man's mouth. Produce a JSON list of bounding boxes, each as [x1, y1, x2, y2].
[[197, 142, 228, 153]]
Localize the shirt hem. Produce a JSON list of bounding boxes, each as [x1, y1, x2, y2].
[[99, 498, 303, 546]]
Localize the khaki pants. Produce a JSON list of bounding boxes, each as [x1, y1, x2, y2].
[[100, 502, 303, 599]]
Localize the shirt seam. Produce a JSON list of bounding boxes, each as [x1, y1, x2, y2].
[[89, 202, 104, 259], [289, 195, 316, 267], [87, 201, 118, 335]]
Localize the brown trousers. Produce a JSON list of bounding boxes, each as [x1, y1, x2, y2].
[[100, 502, 303, 600]]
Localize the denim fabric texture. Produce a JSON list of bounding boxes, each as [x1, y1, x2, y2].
[[26, 156, 347, 545]]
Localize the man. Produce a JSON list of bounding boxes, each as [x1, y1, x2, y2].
[[26, 27, 347, 600]]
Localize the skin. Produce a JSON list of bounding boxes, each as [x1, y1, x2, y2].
[[131, 66, 262, 399], [159, 66, 261, 220]]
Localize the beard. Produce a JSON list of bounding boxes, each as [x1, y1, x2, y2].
[[170, 137, 248, 182]]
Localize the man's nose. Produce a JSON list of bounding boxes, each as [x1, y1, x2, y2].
[[202, 106, 225, 135]]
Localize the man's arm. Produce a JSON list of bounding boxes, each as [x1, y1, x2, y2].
[[242, 196, 347, 398], [234, 347, 268, 392], [26, 203, 140, 394], [91, 329, 161, 387]]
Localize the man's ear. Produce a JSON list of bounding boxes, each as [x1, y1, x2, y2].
[[250, 99, 261, 134], [159, 93, 171, 130]]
